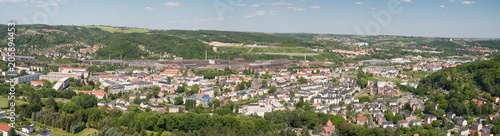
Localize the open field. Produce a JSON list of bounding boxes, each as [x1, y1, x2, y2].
[[262, 53, 319, 56], [41, 98, 71, 104], [0, 97, 28, 109], [82, 26, 149, 33], [21, 118, 98, 136]]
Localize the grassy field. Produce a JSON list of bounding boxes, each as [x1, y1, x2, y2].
[[0, 97, 28, 109], [41, 98, 71, 104], [82, 26, 149, 33], [251, 47, 315, 53], [367, 76, 403, 84], [404, 71, 432, 79], [23, 118, 98, 136], [354, 92, 371, 99]]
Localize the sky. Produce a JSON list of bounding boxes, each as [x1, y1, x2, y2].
[[0, 0, 499, 38]]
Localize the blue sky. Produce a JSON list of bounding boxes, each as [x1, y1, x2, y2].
[[1, 0, 499, 38]]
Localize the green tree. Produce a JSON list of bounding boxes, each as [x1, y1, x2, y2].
[[174, 96, 183, 105], [268, 85, 277, 93], [432, 120, 440, 127], [385, 109, 394, 121], [393, 114, 403, 123]]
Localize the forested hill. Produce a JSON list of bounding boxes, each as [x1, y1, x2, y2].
[[403, 57, 499, 117], [0, 25, 336, 60], [419, 57, 500, 97]]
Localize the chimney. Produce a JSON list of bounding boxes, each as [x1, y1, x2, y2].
[[205, 50, 207, 60]]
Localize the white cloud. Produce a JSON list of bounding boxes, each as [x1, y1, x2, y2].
[[163, 2, 181, 7], [269, 0, 292, 6], [310, 6, 320, 9], [236, 4, 245, 6], [440, 5, 445, 8], [355, 2, 362, 4], [462, 1, 475, 4], [448, 0, 455, 2], [245, 10, 278, 18], [287, 7, 308, 11], [369, 7, 376, 10], [145, 7, 154, 11], [400, 0, 413, 3], [249, 4, 260, 7], [0, 0, 27, 2]]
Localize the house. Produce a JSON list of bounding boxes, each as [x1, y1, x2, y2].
[[108, 102, 115, 108], [446, 112, 456, 120], [356, 114, 369, 125], [319, 120, 335, 136], [190, 94, 213, 106], [397, 120, 409, 128], [37, 130, 51, 136], [129, 93, 136, 100], [169, 105, 179, 113], [409, 119, 422, 127], [482, 124, 494, 133], [456, 118, 467, 126], [404, 113, 417, 121], [424, 115, 437, 124], [140, 93, 147, 99], [140, 102, 148, 108], [0, 123, 12, 136], [97, 101, 106, 107], [481, 132, 493, 136], [471, 122, 482, 131], [21, 124, 35, 133], [382, 121, 394, 128], [459, 127, 469, 136], [479, 116, 488, 122]]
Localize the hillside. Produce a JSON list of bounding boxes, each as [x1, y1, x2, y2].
[[405, 57, 500, 116], [0, 25, 339, 61]]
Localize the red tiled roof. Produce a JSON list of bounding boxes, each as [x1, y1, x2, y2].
[[59, 67, 88, 70], [31, 81, 46, 84], [0, 123, 11, 132]]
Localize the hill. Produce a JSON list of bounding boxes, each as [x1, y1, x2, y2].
[[403, 57, 500, 116]]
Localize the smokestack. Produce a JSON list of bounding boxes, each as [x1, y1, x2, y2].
[[120, 54, 123, 65], [205, 50, 207, 60], [109, 54, 111, 65]]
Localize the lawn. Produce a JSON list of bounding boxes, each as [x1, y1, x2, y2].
[[23, 118, 98, 136], [0, 97, 28, 109], [404, 71, 432, 79], [354, 92, 375, 101], [41, 98, 71, 104], [370, 77, 403, 84]]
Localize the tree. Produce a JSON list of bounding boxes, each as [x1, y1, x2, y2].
[[261, 80, 268, 88], [432, 120, 440, 127], [46, 97, 59, 112], [18, 111, 24, 121], [268, 85, 277, 93], [8, 128, 16, 136], [174, 96, 183, 105], [393, 114, 403, 123], [385, 109, 393, 121], [301, 126, 309, 136], [62, 102, 81, 114]]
